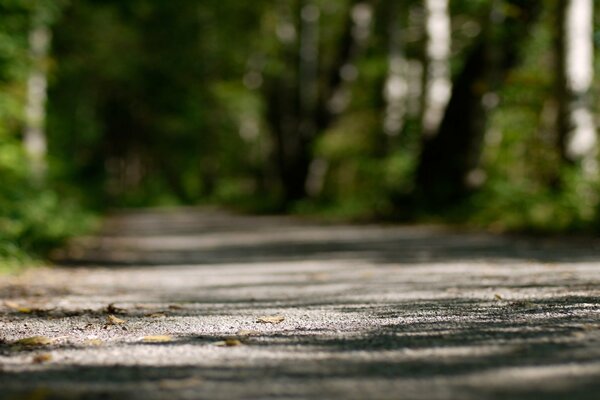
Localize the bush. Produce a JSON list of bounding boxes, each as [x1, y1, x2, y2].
[[0, 139, 94, 270]]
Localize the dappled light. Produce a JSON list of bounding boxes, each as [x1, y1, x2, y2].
[[2, 210, 600, 399], [2, 0, 600, 398]]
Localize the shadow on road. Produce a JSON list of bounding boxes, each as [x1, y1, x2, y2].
[[3, 209, 600, 400], [56, 209, 600, 267]]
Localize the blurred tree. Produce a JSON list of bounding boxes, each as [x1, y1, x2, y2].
[[48, 0, 267, 205], [382, 1, 408, 138], [555, 0, 597, 174], [2, 0, 599, 261], [0, 0, 90, 264], [421, 0, 451, 137], [262, 0, 374, 205], [415, 0, 542, 208], [23, 0, 54, 183]]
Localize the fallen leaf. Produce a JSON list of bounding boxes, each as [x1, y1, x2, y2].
[[4, 301, 34, 313], [146, 313, 166, 318], [257, 315, 285, 324], [107, 314, 126, 325], [308, 273, 329, 281], [84, 339, 103, 346], [32, 353, 53, 363], [168, 304, 185, 310], [134, 303, 154, 309], [15, 336, 54, 346], [143, 335, 173, 343], [509, 300, 535, 308], [5, 301, 20, 309], [581, 324, 598, 331], [158, 377, 202, 389], [107, 303, 125, 314], [360, 271, 375, 279], [494, 294, 504, 301], [214, 338, 242, 347], [236, 330, 261, 336]]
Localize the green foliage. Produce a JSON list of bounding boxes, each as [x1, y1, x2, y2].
[[0, 186, 93, 261], [0, 0, 94, 270], [4, 0, 600, 272], [467, 4, 599, 232], [468, 168, 598, 232], [0, 135, 95, 268], [317, 112, 380, 160], [47, 0, 270, 206]]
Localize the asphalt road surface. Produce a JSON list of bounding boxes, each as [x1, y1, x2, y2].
[[1, 208, 600, 399]]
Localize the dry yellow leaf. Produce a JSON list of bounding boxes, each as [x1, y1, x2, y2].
[[158, 377, 202, 389], [146, 313, 166, 318], [134, 303, 154, 309], [308, 273, 329, 281], [84, 339, 103, 346], [15, 336, 54, 346], [581, 324, 598, 331], [572, 331, 586, 339], [143, 335, 173, 343], [107, 314, 126, 325], [257, 315, 284, 324], [215, 338, 242, 347], [4, 302, 35, 313], [236, 330, 260, 336], [107, 303, 126, 314], [361, 271, 375, 279], [5, 301, 20, 309], [32, 353, 53, 363], [494, 294, 504, 301], [509, 300, 535, 308]]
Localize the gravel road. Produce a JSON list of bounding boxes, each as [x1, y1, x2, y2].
[[1, 208, 600, 399]]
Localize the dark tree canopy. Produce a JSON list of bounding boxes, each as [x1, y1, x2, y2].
[[2, 0, 600, 263]]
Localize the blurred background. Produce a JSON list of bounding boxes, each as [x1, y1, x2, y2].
[[2, 0, 600, 265]]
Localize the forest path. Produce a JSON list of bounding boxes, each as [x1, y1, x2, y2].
[[1, 208, 600, 399]]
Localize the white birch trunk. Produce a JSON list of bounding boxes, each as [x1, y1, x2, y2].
[[564, 0, 596, 173], [299, 1, 320, 138], [24, 19, 51, 182], [327, 1, 373, 114], [422, 0, 451, 136], [383, 3, 407, 137]]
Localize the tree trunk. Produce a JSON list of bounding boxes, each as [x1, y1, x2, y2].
[[382, 1, 407, 137], [421, 0, 451, 137], [24, 13, 51, 183], [556, 0, 596, 174], [265, 0, 374, 206], [415, 0, 541, 208]]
